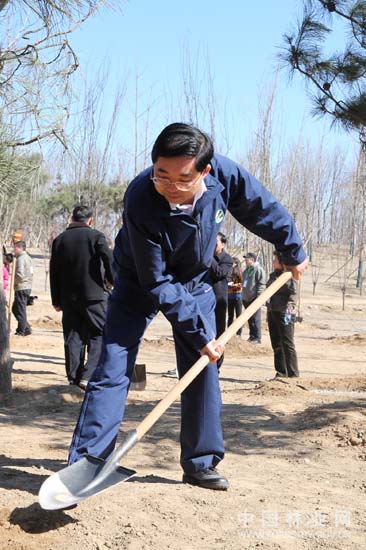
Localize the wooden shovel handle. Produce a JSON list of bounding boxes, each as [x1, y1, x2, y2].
[[136, 271, 292, 441]]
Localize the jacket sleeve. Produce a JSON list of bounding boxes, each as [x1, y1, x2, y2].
[[15, 255, 24, 286], [210, 253, 233, 282], [124, 210, 214, 351], [255, 267, 266, 296], [215, 157, 306, 266], [49, 241, 60, 307], [96, 233, 115, 286], [288, 279, 298, 303]]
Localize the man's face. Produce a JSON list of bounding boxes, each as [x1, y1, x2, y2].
[[13, 245, 22, 257], [215, 235, 224, 255], [245, 257, 255, 267], [152, 156, 210, 205]]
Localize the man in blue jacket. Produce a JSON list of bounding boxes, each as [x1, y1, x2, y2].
[[68, 123, 308, 490]]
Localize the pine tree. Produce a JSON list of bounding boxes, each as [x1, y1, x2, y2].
[[281, 0, 366, 143], [281, 0, 366, 291]]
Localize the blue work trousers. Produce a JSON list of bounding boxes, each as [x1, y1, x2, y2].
[[68, 281, 224, 473]]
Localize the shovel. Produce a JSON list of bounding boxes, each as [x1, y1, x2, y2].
[[39, 271, 292, 510]]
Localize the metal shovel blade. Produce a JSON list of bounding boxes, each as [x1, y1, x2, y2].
[[39, 455, 136, 510]]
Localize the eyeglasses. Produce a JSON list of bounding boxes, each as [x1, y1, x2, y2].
[[150, 170, 203, 192]]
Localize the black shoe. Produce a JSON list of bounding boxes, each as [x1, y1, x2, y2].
[[24, 327, 32, 336], [182, 467, 229, 490]]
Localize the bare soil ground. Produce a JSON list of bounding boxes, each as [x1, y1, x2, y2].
[[1, 251, 366, 550]]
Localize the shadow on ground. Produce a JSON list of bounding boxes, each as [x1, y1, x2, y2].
[[12, 350, 64, 366], [9, 503, 77, 533]]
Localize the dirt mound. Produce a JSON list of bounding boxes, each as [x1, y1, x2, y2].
[[298, 376, 366, 392], [32, 316, 62, 330], [247, 378, 308, 398], [224, 338, 271, 357], [294, 403, 366, 455], [328, 332, 366, 345]]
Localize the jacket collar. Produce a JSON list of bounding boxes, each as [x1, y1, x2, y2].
[[193, 173, 224, 215], [67, 222, 91, 230]]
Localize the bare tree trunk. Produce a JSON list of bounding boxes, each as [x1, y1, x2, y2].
[[341, 285, 346, 311], [0, 249, 12, 394]]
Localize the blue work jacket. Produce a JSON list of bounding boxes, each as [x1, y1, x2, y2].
[[113, 154, 306, 351]]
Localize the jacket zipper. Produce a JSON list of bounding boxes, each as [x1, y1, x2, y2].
[[192, 217, 203, 263]]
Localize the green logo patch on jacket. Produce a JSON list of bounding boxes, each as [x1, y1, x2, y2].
[[215, 209, 224, 223]]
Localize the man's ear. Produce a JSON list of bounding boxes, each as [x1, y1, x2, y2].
[[87, 217, 93, 227], [203, 164, 211, 177]]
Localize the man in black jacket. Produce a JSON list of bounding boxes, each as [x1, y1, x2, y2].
[[50, 205, 114, 388], [210, 232, 233, 369]]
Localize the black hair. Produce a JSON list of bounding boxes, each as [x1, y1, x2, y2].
[[14, 241, 26, 250], [151, 123, 214, 171], [72, 205, 93, 223], [244, 252, 257, 261], [231, 257, 242, 283], [217, 231, 227, 245], [4, 253, 13, 264]]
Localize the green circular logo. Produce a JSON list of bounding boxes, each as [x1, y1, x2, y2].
[[215, 209, 224, 223]]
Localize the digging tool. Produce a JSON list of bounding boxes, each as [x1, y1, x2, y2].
[[39, 271, 292, 510]]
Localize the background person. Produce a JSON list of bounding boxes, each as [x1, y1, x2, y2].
[[266, 250, 299, 379], [210, 232, 233, 369], [227, 257, 243, 337], [2, 253, 12, 298], [242, 252, 266, 344], [2, 253, 13, 299], [12, 241, 33, 336], [50, 205, 114, 389]]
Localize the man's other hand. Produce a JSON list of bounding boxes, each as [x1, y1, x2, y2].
[[284, 257, 309, 281], [200, 340, 225, 363]]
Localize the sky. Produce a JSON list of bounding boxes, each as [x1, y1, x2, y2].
[[68, 0, 356, 170]]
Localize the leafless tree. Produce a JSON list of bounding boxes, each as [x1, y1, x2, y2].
[[0, 1, 110, 149], [0, 0, 113, 393]]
